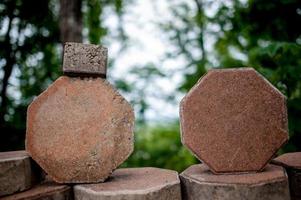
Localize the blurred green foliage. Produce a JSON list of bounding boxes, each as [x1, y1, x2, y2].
[[123, 124, 197, 172], [0, 0, 61, 149]]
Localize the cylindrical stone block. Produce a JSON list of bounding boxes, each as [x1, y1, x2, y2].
[[1, 181, 72, 200], [272, 152, 301, 200], [180, 164, 290, 200], [74, 167, 181, 200], [0, 151, 42, 196]]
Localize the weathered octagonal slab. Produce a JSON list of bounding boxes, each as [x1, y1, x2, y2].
[[180, 164, 290, 200], [74, 167, 181, 200], [180, 68, 288, 174], [26, 76, 134, 183]]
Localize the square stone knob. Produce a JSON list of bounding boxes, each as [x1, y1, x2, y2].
[[63, 42, 107, 77]]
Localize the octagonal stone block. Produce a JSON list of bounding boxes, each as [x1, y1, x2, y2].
[[180, 164, 290, 200], [180, 68, 288, 174], [74, 167, 181, 200], [26, 76, 134, 183]]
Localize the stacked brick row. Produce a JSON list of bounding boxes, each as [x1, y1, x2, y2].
[[1, 150, 300, 199], [0, 43, 300, 200]]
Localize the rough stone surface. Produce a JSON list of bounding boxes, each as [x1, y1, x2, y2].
[[272, 152, 301, 199], [0, 151, 41, 197], [74, 167, 181, 200], [26, 76, 135, 183], [180, 68, 288, 174], [1, 181, 72, 200], [63, 42, 107, 77], [180, 164, 290, 200]]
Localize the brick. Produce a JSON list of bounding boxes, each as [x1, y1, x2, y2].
[[272, 152, 301, 199], [1, 181, 72, 200], [26, 76, 134, 183], [0, 151, 41, 196], [180, 68, 288, 173], [180, 164, 290, 200], [63, 42, 107, 77], [74, 167, 181, 200]]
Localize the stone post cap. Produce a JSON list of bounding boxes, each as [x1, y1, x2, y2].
[[63, 42, 107, 77]]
